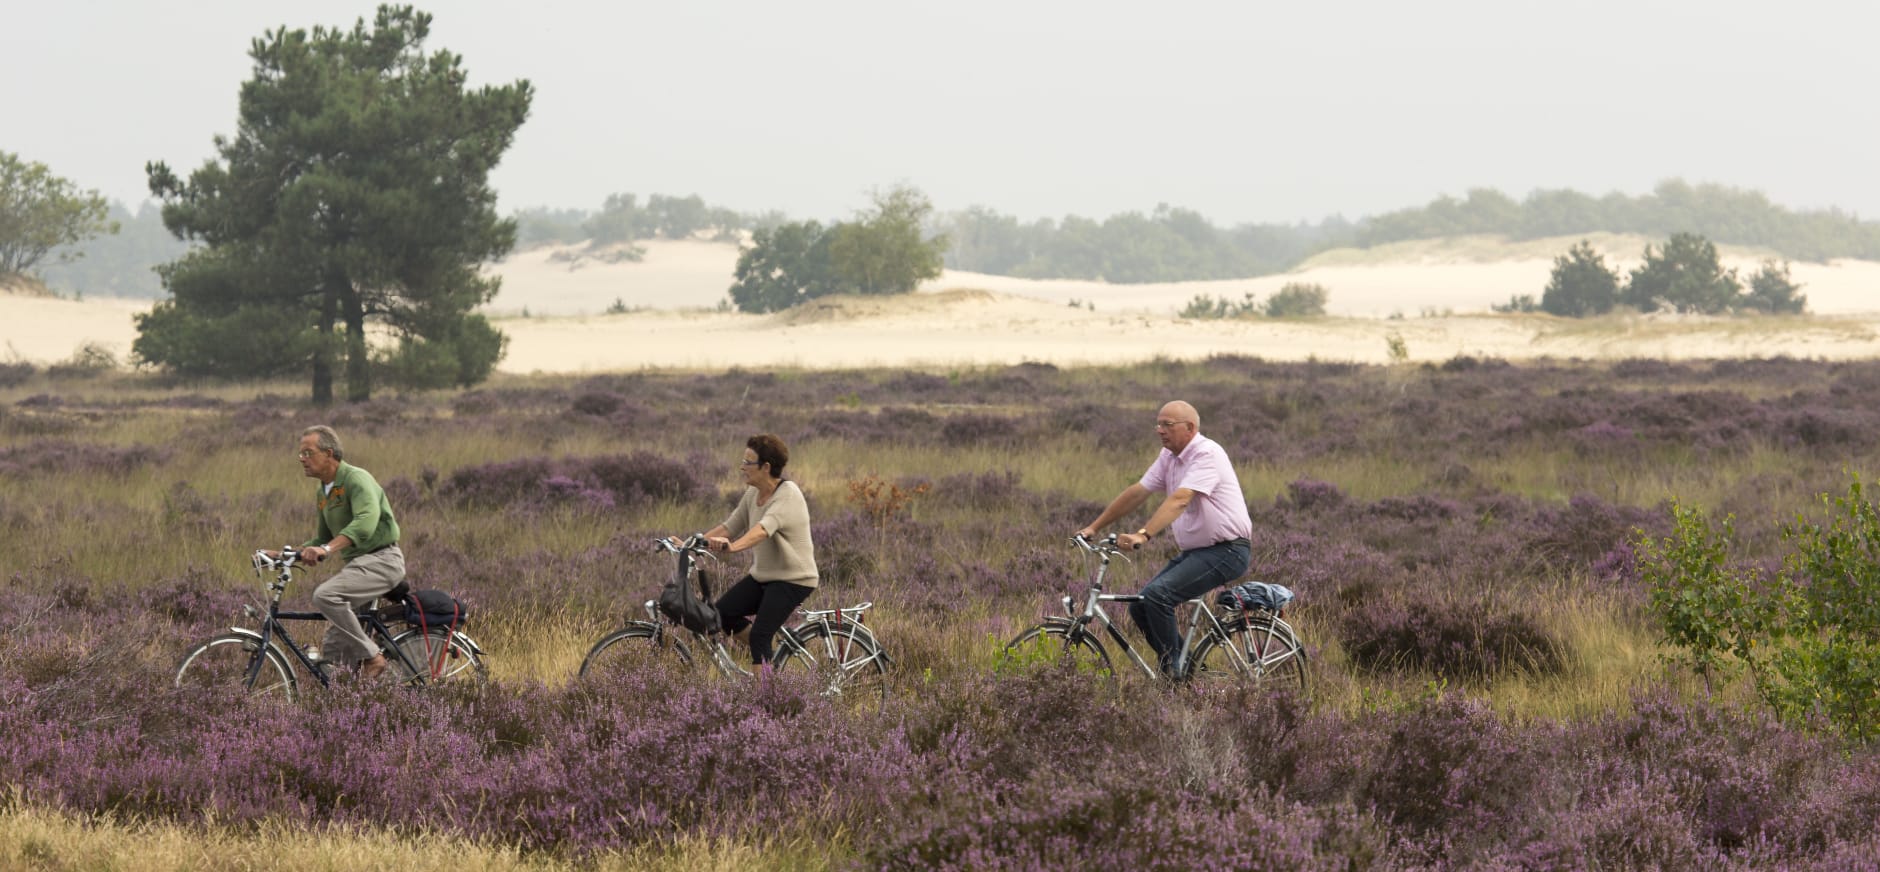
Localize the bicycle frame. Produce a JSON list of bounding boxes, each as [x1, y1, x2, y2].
[[1058, 535, 1236, 679], [642, 535, 890, 677], [233, 548, 433, 691]]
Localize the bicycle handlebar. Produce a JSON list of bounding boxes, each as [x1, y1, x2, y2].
[[251, 547, 308, 574], [1070, 533, 1126, 558], [654, 534, 720, 562]]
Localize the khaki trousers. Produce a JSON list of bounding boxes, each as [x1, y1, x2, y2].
[[313, 545, 405, 665]]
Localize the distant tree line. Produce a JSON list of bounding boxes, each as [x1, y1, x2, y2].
[[1523, 234, 1807, 317], [38, 202, 188, 298], [26, 169, 1880, 306], [935, 204, 1342, 283], [1355, 181, 1880, 261], [937, 179, 1880, 284], [514, 192, 775, 249]]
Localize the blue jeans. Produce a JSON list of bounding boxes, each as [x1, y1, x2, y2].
[[1128, 539, 1251, 677]]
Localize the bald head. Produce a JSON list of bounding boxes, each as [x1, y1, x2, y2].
[[1159, 401, 1199, 429], [1155, 400, 1201, 452]]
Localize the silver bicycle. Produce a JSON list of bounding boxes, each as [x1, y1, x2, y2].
[[1001, 534, 1308, 697], [578, 535, 892, 704]]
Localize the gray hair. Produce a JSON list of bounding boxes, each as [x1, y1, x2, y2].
[[300, 425, 344, 461]]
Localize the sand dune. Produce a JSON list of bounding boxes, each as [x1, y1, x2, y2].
[[491, 290, 1880, 373], [5, 235, 1879, 372], [485, 235, 1880, 318]]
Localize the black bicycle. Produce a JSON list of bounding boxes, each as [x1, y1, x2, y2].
[[174, 547, 488, 700], [578, 535, 891, 704]]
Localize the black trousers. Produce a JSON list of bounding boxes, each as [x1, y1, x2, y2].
[[715, 574, 815, 665]]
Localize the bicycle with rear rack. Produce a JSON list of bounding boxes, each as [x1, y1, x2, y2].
[[173, 547, 488, 700], [1000, 534, 1307, 698], [578, 534, 892, 704]]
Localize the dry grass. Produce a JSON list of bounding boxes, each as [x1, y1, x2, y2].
[[0, 800, 833, 871]]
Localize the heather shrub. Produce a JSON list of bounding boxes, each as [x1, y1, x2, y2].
[[0, 361, 35, 387], [1589, 690, 1827, 853], [1360, 692, 1550, 853], [570, 389, 626, 416], [1526, 493, 1667, 568], [938, 412, 1020, 447], [1283, 477, 1347, 512], [439, 452, 712, 512], [0, 439, 173, 477], [1516, 774, 1716, 870], [1338, 592, 1566, 679]]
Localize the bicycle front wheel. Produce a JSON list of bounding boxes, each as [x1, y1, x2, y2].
[[389, 629, 489, 687], [777, 620, 889, 704], [1186, 613, 1308, 699], [578, 621, 694, 682], [1000, 619, 1114, 677], [175, 633, 298, 700]]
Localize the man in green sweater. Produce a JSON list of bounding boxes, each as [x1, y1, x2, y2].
[[289, 424, 404, 680]]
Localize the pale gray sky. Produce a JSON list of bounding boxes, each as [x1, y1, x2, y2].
[[6, 0, 1877, 225]]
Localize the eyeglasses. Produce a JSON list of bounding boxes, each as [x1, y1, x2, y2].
[[1154, 420, 1191, 431], [297, 449, 322, 459], [739, 459, 761, 467]]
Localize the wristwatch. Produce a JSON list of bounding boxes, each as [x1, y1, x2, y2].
[[1136, 527, 1153, 540]]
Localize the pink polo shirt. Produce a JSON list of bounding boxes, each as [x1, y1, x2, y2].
[[1140, 433, 1253, 551]]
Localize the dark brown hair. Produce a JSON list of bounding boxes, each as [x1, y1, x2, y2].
[[747, 433, 788, 476]]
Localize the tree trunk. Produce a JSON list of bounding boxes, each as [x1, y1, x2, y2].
[[312, 282, 338, 405], [343, 286, 371, 402]]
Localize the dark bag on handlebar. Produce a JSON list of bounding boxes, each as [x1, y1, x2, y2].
[[657, 560, 720, 634]]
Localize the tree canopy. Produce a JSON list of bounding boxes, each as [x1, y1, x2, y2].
[[136, 4, 531, 402], [727, 186, 947, 313], [1540, 240, 1621, 317], [0, 151, 116, 278], [1536, 234, 1808, 318], [1622, 233, 1743, 314]]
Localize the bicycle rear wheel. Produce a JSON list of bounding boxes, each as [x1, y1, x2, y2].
[[1000, 619, 1114, 677], [1186, 613, 1308, 699], [389, 628, 488, 686], [578, 621, 694, 682], [777, 620, 889, 705], [174, 633, 298, 700]]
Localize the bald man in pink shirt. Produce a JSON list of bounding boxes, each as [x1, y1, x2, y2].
[[1078, 400, 1253, 678]]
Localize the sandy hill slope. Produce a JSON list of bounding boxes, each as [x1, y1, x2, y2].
[[483, 235, 1880, 319]]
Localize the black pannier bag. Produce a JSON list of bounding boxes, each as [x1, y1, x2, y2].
[[381, 584, 467, 632], [657, 558, 721, 635], [405, 589, 467, 631]]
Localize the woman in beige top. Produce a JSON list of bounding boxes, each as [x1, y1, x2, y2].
[[699, 434, 818, 666]]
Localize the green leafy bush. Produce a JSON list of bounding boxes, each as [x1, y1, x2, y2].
[[1638, 483, 1880, 739]]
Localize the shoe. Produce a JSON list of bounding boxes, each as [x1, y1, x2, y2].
[[359, 653, 390, 681]]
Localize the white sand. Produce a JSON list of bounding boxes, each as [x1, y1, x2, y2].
[[491, 290, 1880, 373], [7, 235, 1880, 372], [0, 295, 151, 365]]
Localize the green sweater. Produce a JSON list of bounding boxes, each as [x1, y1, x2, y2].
[[303, 462, 400, 559]]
